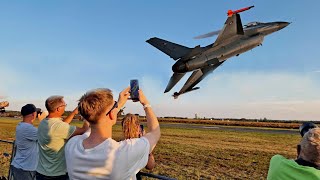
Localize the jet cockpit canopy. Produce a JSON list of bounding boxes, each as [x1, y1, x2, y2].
[[245, 21, 264, 27]]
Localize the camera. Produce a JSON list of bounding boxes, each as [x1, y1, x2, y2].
[[36, 108, 42, 116], [299, 122, 318, 137]]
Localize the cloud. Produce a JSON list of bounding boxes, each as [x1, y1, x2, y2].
[[4, 70, 320, 120], [127, 71, 320, 120]]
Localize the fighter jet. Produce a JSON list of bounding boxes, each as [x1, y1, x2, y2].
[[146, 6, 289, 99]]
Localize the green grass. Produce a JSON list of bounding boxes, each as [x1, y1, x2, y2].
[[0, 117, 299, 179]]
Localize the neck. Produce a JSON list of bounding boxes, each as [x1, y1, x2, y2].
[[48, 113, 61, 118], [83, 120, 113, 149], [22, 119, 33, 124]]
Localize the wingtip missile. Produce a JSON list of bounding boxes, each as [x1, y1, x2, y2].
[[172, 87, 200, 99], [227, 5, 254, 17]]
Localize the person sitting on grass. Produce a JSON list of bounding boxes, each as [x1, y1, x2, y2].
[[122, 113, 156, 170], [267, 127, 320, 180]]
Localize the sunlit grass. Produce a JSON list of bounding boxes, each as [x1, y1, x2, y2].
[[0, 117, 299, 179]]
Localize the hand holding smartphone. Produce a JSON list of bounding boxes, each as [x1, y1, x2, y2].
[[130, 79, 139, 102]]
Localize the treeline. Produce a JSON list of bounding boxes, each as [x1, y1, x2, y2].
[[2, 110, 317, 129]]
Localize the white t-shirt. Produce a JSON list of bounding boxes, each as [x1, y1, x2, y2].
[[65, 134, 150, 180], [11, 122, 38, 171]]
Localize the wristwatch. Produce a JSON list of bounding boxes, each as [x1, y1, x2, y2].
[[143, 104, 152, 109]]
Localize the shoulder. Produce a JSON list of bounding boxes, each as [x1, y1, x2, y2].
[[120, 137, 149, 146], [270, 154, 290, 166], [66, 135, 84, 149], [271, 154, 286, 162], [17, 123, 37, 132], [118, 137, 150, 154]]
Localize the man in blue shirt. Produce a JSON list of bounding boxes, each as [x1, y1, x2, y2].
[[10, 104, 41, 180]]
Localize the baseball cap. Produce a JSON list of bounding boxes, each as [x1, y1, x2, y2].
[[299, 122, 318, 137], [21, 104, 37, 116]]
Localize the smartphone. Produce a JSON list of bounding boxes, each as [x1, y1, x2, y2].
[[139, 124, 144, 137], [140, 124, 144, 132], [130, 79, 139, 102]]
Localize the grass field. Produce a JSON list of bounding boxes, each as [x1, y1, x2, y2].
[[0, 117, 300, 179]]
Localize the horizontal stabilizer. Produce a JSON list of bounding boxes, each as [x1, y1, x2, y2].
[[175, 61, 224, 98], [194, 30, 221, 39], [165, 73, 186, 93], [146, 37, 191, 60]]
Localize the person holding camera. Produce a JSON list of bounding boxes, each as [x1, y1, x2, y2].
[[36, 96, 89, 180], [122, 113, 156, 171], [267, 125, 320, 179], [10, 104, 46, 180], [65, 87, 161, 179]]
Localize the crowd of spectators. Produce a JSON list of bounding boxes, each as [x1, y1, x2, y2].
[[10, 87, 160, 180], [7, 86, 320, 180]]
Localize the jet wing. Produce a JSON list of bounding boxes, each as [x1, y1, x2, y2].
[[146, 37, 191, 60], [176, 61, 224, 96], [213, 14, 244, 47], [164, 72, 186, 93]]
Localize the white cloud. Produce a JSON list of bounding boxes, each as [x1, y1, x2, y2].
[[4, 70, 320, 120], [127, 71, 320, 120]]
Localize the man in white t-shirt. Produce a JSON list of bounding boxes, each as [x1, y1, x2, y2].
[[10, 104, 45, 180], [65, 87, 161, 179]]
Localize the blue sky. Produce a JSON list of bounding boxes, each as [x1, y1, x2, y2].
[[1, 1, 320, 120]]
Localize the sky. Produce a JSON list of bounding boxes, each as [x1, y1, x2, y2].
[[1, 1, 320, 120]]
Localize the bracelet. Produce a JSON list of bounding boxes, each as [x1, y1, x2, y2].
[[143, 104, 152, 109]]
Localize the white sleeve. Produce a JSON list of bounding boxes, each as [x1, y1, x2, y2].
[[124, 137, 150, 175]]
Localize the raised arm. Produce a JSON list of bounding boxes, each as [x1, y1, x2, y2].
[[63, 107, 78, 124], [69, 120, 90, 139], [140, 90, 161, 153]]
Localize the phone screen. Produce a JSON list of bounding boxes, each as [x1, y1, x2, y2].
[[130, 79, 139, 102]]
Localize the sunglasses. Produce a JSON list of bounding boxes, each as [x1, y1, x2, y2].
[[106, 101, 118, 116], [57, 103, 67, 109]]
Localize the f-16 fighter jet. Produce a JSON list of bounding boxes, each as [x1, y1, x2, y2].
[[146, 6, 289, 99]]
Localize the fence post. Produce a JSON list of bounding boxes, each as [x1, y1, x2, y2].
[[7, 140, 15, 180]]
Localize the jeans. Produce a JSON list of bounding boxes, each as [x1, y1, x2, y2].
[[10, 165, 36, 180], [36, 172, 68, 180]]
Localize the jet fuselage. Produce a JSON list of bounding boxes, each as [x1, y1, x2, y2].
[[172, 22, 289, 73]]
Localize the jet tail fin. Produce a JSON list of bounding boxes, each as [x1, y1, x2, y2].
[[146, 37, 191, 60]]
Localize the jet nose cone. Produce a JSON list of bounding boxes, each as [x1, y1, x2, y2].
[[277, 21, 290, 30]]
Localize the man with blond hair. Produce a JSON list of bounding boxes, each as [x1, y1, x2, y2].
[[65, 87, 161, 179], [36, 96, 89, 180], [267, 127, 320, 179]]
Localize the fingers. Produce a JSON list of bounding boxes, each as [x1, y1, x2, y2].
[[118, 86, 130, 108], [121, 87, 130, 95]]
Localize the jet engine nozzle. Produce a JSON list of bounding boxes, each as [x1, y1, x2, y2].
[[172, 61, 187, 73]]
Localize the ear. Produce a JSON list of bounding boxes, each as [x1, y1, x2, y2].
[[297, 144, 301, 158], [108, 108, 118, 121]]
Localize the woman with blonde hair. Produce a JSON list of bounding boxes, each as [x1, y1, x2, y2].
[[122, 113, 155, 170]]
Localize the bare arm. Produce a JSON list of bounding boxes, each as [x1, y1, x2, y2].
[[118, 87, 130, 109], [37, 111, 49, 122], [63, 107, 78, 124], [146, 153, 156, 170], [140, 90, 161, 153], [69, 120, 90, 139]]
